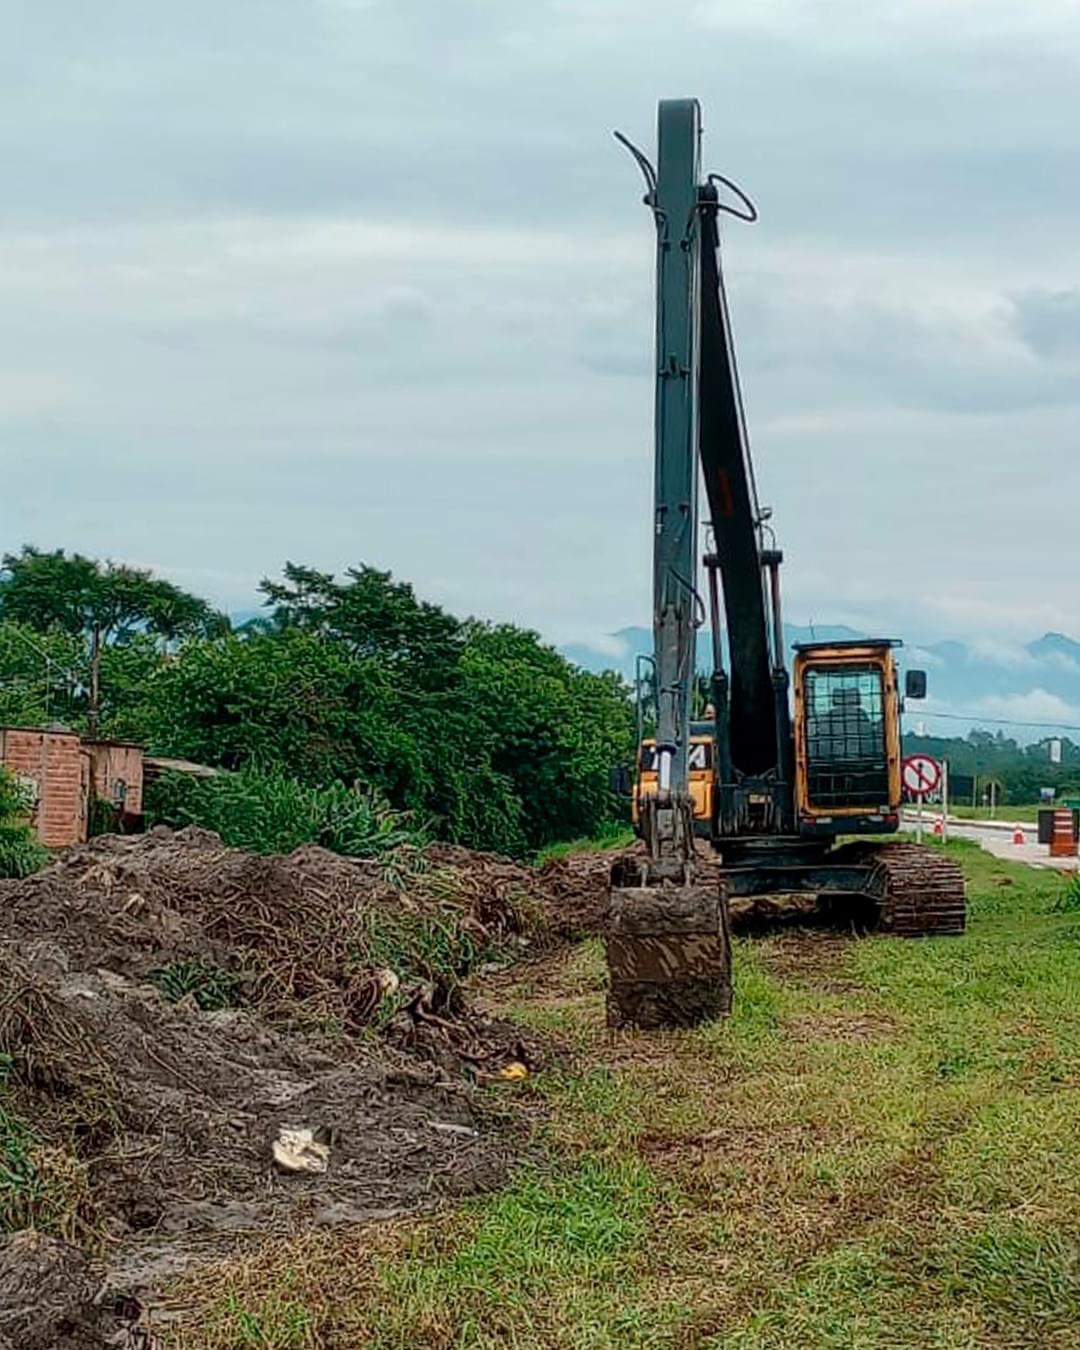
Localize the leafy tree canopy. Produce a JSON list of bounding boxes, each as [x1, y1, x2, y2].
[[0, 551, 635, 855], [0, 546, 228, 733], [0, 546, 226, 645]]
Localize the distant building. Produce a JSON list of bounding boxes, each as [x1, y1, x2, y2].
[[0, 725, 145, 848]]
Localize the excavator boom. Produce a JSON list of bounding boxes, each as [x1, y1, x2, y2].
[[606, 99, 732, 1029]]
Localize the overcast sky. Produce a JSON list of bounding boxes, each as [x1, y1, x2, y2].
[[3, 0, 1079, 652]]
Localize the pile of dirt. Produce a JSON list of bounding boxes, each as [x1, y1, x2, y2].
[[0, 942, 515, 1310], [1, 827, 535, 1031], [532, 850, 620, 938], [0, 826, 602, 1338]]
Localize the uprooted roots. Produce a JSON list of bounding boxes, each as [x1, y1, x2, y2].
[[0, 827, 614, 1327], [1, 828, 539, 1032]]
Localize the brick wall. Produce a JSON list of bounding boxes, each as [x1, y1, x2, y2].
[[0, 727, 84, 848]]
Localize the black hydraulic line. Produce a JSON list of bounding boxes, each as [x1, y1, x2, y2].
[[697, 187, 777, 777]]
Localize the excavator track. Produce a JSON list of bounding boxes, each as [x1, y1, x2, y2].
[[859, 842, 967, 937]]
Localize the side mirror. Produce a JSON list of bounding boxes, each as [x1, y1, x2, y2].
[[609, 765, 633, 798], [905, 669, 927, 700]]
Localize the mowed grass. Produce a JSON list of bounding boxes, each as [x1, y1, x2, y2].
[[163, 841, 1080, 1349], [947, 803, 1043, 824]]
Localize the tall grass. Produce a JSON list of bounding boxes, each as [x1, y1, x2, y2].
[[145, 769, 423, 860]]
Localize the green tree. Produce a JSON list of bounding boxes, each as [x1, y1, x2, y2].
[[260, 562, 463, 688], [0, 549, 636, 857], [145, 564, 633, 855], [460, 623, 635, 850], [143, 628, 410, 785], [0, 547, 226, 734], [0, 623, 84, 727]]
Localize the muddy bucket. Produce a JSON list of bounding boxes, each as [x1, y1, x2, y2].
[[606, 879, 732, 1029]]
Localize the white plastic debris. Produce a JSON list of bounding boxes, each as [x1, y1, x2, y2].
[[272, 1126, 330, 1175]]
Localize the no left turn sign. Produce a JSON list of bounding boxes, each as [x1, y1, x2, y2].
[[902, 754, 942, 796]]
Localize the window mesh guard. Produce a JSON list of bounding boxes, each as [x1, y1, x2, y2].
[[804, 667, 888, 809]]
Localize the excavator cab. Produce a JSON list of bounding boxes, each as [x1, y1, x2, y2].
[[793, 641, 905, 838], [631, 648, 919, 846]]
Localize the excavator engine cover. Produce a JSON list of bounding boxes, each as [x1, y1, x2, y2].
[[607, 855, 732, 1029]]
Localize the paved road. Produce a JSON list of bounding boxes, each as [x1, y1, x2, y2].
[[901, 811, 1078, 872]]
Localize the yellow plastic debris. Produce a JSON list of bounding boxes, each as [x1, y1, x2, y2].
[[498, 1061, 529, 1081]]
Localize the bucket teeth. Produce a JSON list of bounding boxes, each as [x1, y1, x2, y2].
[[606, 878, 732, 1029]]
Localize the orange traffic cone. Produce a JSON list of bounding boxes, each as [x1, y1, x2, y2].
[[1013, 828, 1026, 846]]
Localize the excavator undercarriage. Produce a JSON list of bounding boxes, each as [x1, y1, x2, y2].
[[608, 835, 965, 1028], [606, 99, 965, 1029]]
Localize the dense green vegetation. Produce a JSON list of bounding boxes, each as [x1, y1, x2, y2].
[[146, 770, 422, 861], [905, 727, 1080, 807], [0, 768, 48, 879], [171, 841, 1080, 1348], [0, 550, 634, 857]]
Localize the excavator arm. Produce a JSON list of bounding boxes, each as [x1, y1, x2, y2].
[[698, 180, 797, 839], [606, 99, 732, 1028]]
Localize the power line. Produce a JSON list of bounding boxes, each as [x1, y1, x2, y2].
[[916, 709, 1080, 733]]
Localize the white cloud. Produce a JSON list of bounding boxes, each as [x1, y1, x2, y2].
[[970, 639, 1037, 668], [692, 0, 1080, 51], [1, 0, 1078, 650], [572, 632, 630, 660], [976, 689, 1080, 726], [907, 647, 945, 669]]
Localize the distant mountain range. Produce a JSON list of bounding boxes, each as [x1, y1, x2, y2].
[[561, 626, 1080, 740]]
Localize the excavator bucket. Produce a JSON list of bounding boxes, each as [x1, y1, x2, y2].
[[606, 855, 732, 1029]]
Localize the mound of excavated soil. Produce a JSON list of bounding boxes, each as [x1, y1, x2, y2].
[[0, 1230, 153, 1349], [0, 827, 613, 1343], [0, 942, 505, 1262], [1, 828, 528, 1026]]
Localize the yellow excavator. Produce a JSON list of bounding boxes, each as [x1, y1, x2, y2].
[[607, 101, 965, 1029]]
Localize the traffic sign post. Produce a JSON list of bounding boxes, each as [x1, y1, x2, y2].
[[941, 759, 949, 842], [902, 754, 943, 845]]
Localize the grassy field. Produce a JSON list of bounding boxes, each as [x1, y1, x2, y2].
[[946, 803, 1042, 825], [533, 824, 636, 866], [165, 842, 1080, 1349]]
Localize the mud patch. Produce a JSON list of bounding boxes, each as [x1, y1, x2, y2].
[[786, 1011, 896, 1043], [0, 1230, 152, 1349], [0, 942, 512, 1287]]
